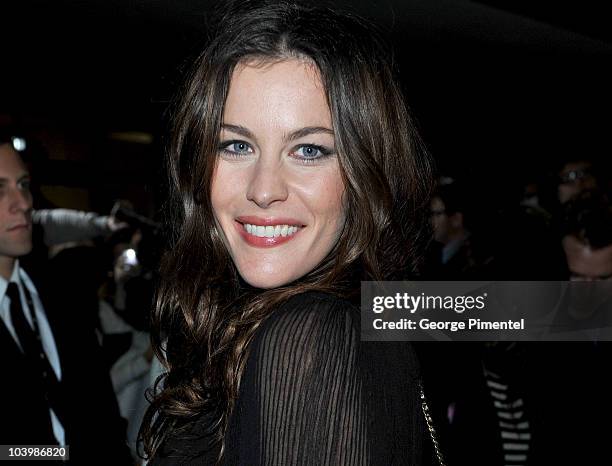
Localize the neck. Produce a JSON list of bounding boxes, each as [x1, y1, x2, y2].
[[0, 257, 15, 281]]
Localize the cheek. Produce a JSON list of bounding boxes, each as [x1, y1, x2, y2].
[[324, 173, 346, 239], [210, 166, 241, 252], [558, 184, 577, 200], [211, 162, 241, 219], [295, 166, 345, 225], [321, 179, 345, 224], [433, 217, 445, 232]]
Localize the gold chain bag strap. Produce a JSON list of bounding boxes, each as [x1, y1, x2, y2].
[[419, 381, 446, 466]]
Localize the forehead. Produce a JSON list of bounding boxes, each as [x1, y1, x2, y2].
[[223, 59, 331, 131], [0, 144, 28, 178], [563, 235, 612, 277], [560, 160, 591, 173]]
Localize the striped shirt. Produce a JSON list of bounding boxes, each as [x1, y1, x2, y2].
[[483, 365, 531, 466]]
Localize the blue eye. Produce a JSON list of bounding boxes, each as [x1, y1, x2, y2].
[[220, 141, 253, 156], [297, 146, 321, 158], [292, 145, 333, 162]]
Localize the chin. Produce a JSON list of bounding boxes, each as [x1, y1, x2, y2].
[[241, 274, 295, 290], [11, 243, 33, 258], [238, 266, 301, 290]]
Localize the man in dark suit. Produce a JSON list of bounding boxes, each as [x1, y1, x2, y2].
[[0, 135, 133, 464]]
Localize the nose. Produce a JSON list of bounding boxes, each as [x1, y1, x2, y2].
[[246, 155, 289, 208], [9, 185, 32, 214]]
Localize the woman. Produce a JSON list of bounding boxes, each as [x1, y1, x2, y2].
[[141, 1, 434, 464]]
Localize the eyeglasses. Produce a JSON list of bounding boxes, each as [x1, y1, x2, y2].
[[559, 169, 593, 185]]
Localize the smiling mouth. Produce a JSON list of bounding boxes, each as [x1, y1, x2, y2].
[[234, 219, 304, 248], [242, 223, 301, 238]]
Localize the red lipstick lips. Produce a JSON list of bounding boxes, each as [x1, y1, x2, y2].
[[234, 216, 304, 248]]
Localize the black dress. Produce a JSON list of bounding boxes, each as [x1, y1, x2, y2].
[[151, 291, 425, 465]]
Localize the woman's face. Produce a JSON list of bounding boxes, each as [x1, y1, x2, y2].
[[211, 59, 345, 289]]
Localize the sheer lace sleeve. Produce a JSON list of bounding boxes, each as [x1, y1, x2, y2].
[[224, 291, 424, 466]]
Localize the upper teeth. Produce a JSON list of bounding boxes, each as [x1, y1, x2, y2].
[[243, 224, 300, 238]]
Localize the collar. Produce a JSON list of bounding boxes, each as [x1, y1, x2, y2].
[[442, 232, 470, 264], [0, 260, 23, 304]]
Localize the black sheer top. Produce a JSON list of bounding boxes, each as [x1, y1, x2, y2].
[[151, 291, 425, 465]]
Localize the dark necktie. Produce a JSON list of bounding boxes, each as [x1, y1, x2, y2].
[[6, 282, 68, 437]]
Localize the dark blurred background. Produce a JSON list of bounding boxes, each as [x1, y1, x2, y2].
[[0, 0, 610, 216]]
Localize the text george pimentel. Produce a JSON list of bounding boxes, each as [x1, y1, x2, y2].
[[370, 293, 525, 332]]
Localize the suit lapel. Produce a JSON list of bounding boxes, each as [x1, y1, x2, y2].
[[0, 316, 28, 364]]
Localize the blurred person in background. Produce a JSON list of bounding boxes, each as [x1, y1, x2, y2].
[[103, 221, 160, 462], [425, 177, 492, 279], [34, 207, 127, 247], [420, 189, 609, 466], [23, 204, 128, 285], [0, 132, 132, 464], [557, 158, 598, 205], [48, 228, 158, 463], [537, 154, 610, 221], [430, 180, 470, 266], [561, 190, 612, 282], [557, 190, 612, 335], [45, 208, 160, 463]]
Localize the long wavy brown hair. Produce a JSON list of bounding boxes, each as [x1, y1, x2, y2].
[[140, 0, 434, 461]]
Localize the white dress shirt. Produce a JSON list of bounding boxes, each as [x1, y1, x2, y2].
[[0, 260, 65, 445]]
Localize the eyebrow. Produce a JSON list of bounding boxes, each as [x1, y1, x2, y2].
[[221, 124, 334, 142]]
